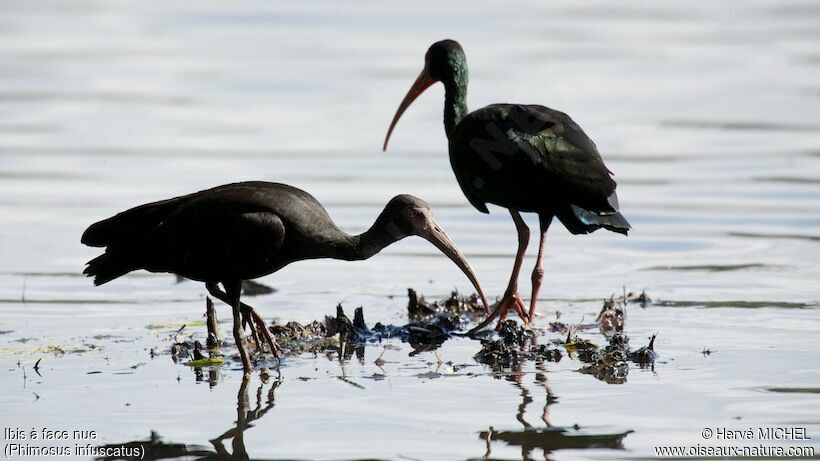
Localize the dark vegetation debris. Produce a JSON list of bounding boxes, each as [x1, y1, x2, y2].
[[597, 298, 625, 337], [406, 288, 484, 320], [264, 289, 486, 359], [561, 324, 599, 363], [191, 341, 207, 361], [205, 297, 221, 351], [324, 304, 364, 343], [578, 332, 657, 384], [156, 287, 657, 383], [630, 290, 651, 307], [474, 320, 562, 369], [628, 334, 657, 364]]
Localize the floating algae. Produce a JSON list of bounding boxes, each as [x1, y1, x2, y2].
[[183, 341, 224, 367], [185, 357, 224, 367]]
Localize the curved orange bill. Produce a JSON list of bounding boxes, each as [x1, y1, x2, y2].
[[383, 68, 436, 151], [416, 209, 490, 313]]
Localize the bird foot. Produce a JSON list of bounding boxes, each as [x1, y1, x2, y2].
[[499, 291, 529, 325], [465, 291, 529, 336], [239, 306, 262, 351], [240, 305, 281, 359]]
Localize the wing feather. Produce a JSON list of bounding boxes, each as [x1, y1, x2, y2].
[[449, 104, 618, 214]]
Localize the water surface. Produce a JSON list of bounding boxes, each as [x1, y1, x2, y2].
[[1, 1, 819, 460]]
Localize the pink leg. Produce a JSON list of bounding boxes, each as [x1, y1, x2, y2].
[[528, 215, 553, 324], [503, 210, 530, 325], [466, 210, 530, 335]]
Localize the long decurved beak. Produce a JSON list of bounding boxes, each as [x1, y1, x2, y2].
[[383, 68, 436, 151], [415, 209, 490, 313]]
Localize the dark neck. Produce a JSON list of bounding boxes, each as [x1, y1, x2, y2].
[[443, 76, 468, 137], [330, 213, 402, 262]]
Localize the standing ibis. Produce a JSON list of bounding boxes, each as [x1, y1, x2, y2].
[[383, 40, 630, 333], [82, 181, 488, 372]]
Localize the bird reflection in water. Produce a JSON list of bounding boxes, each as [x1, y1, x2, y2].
[[209, 373, 281, 460], [95, 372, 281, 460], [480, 358, 631, 461]]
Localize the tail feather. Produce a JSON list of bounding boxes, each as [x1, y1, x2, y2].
[[556, 204, 631, 236], [81, 221, 115, 247], [81, 196, 180, 247], [83, 252, 133, 286]]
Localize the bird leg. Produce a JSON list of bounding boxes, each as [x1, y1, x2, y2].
[[206, 282, 260, 349], [205, 282, 280, 357], [498, 210, 531, 325], [223, 280, 252, 374], [466, 210, 530, 335], [528, 214, 553, 324]]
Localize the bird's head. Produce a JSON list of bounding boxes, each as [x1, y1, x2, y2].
[[381, 194, 488, 311], [424, 39, 466, 83], [383, 39, 467, 151]]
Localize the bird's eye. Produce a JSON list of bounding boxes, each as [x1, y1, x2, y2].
[[410, 208, 424, 219]]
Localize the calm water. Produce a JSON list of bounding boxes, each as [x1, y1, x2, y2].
[[1, 1, 819, 460]]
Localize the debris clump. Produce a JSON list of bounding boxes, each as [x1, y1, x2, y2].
[[160, 287, 657, 382], [407, 288, 485, 322], [628, 334, 657, 364], [562, 324, 599, 363], [263, 290, 486, 359], [368, 289, 483, 352], [578, 332, 629, 384], [578, 332, 658, 384], [473, 320, 530, 368], [474, 320, 562, 369], [596, 298, 625, 337], [628, 290, 651, 307]]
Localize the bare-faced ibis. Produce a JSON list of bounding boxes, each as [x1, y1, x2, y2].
[[383, 40, 630, 333], [82, 181, 488, 372]]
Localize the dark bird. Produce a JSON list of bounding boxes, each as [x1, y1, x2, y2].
[[383, 40, 630, 333], [82, 181, 488, 372]]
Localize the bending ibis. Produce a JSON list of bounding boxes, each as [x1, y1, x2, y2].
[[82, 181, 488, 372], [383, 40, 630, 333]]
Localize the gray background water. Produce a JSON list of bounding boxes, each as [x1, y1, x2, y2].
[[1, 1, 819, 460]]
